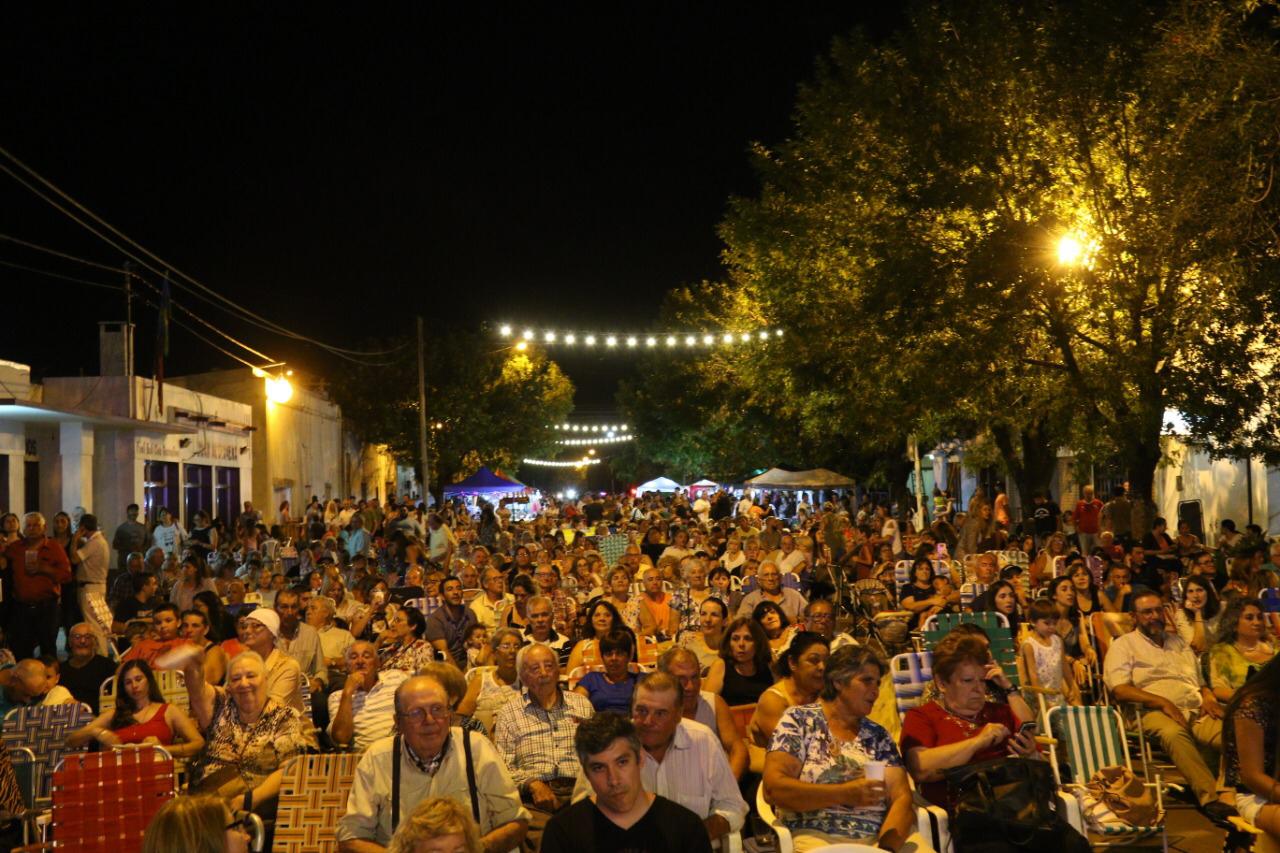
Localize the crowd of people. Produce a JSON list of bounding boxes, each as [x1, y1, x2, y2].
[[0, 484, 1276, 852]]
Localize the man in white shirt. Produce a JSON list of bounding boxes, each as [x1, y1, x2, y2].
[[770, 534, 807, 577], [736, 563, 807, 623], [1104, 590, 1230, 821], [571, 671, 747, 845], [328, 641, 407, 752], [70, 514, 112, 655], [735, 495, 754, 518], [470, 567, 513, 630], [426, 512, 457, 566]]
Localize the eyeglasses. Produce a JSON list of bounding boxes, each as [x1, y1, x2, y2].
[[68, 633, 96, 641], [225, 814, 255, 834], [396, 705, 451, 723]]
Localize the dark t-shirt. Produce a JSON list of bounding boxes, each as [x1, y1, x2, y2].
[[1032, 502, 1060, 535], [541, 795, 712, 853], [113, 595, 157, 624], [60, 654, 118, 714]]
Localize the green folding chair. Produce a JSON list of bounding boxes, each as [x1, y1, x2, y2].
[[1047, 704, 1168, 851], [921, 610, 1019, 687]]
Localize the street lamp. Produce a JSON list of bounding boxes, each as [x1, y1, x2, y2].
[[1057, 235, 1084, 266]]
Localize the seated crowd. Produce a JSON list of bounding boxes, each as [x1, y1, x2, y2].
[[0, 488, 1276, 853]]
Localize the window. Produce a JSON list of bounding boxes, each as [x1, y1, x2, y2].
[[215, 466, 241, 527], [184, 464, 212, 526], [143, 460, 180, 525]]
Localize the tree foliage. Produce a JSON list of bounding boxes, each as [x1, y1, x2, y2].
[[330, 329, 574, 498], [626, 0, 1280, 509]]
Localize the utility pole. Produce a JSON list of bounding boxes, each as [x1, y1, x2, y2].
[[123, 262, 134, 419], [417, 315, 431, 505]]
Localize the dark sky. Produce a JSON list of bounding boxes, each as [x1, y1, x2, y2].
[[2, 4, 901, 408]]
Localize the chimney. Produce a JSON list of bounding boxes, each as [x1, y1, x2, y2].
[[99, 321, 134, 377]]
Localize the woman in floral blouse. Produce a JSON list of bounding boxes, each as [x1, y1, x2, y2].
[[1224, 654, 1280, 842], [181, 649, 315, 816], [763, 644, 922, 851], [377, 606, 436, 674]]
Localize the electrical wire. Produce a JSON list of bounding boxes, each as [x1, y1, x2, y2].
[[0, 258, 123, 292], [0, 234, 129, 274], [1, 147, 411, 363]]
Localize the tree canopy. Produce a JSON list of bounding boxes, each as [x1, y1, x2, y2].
[[623, 0, 1280, 512], [330, 328, 574, 499]]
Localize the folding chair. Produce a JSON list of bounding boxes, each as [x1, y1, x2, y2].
[[1047, 704, 1168, 851], [272, 753, 361, 853], [1, 704, 95, 807], [755, 736, 954, 852], [958, 581, 988, 610], [99, 669, 189, 717], [14, 746, 176, 853], [920, 611, 1018, 687]]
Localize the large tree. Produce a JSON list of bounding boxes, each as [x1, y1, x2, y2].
[[330, 329, 574, 500], [711, 0, 1280, 520]]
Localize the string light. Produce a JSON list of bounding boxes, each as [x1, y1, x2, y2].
[[555, 423, 628, 432], [522, 457, 602, 468], [496, 324, 785, 349], [557, 435, 633, 446]]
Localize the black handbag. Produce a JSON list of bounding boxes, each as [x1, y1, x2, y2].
[[944, 757, 1070, 851]]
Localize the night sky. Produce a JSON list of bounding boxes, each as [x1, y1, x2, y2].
[[3, 5, 902, 409]]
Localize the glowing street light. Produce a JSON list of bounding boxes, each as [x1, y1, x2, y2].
[[265, 376, 293, 404], [585, 334, 597, 346], [515, 341, 528, 352], [522, 329, 535, 340], [499, 324, 512, 337], [646, 336, 657, 347], [1057, 235, 1084, 266], [564, 333, 576, 344]]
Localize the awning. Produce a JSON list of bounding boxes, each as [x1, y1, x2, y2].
[[0, 399, 197, 433]]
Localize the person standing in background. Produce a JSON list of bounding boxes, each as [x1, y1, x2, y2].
[[70, 514, 111, 655], [111, 503, 148, 572]]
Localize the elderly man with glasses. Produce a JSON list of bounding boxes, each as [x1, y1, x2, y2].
[[337, 673, 527, 852]]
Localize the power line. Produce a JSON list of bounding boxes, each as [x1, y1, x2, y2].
[[0, 258, 123, 292], [0, 148, 409, 364], [0, 234, 128, 274]]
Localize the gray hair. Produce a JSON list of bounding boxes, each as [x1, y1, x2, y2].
[[22, 511, 45, 528], [679, 556, 703, 581], [227, 649, 266, 676], [526, 594, 553, 615], [515, 642, 558, 678], [819, 644, 886, 701], [490, 627, 522, 651]]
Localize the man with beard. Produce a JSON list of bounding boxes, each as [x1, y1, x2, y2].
[[1104, 589, 1233, 823]]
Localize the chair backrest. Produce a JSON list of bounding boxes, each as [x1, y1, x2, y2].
[[402, 596, 442, 617], [920, 611, 1018, 686], [100, 668, 189, 716], [891, 651, 934, 720], [244, 591, 263, 604], [959, 582, 988, 609], [2, 704, 95, 803], [7, 746, 36, 813], [1047, 704, 1130, 786], [273, 753, 362, 853], [48, 747, 175, 853]]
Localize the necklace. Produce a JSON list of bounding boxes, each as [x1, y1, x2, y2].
[[938, 699, 984, 735]]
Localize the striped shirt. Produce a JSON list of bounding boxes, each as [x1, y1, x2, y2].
[[493, 688, 594, 788], [327, 669, 408, 753]]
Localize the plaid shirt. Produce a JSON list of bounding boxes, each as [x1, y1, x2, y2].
[[493, 688, 594, 788]]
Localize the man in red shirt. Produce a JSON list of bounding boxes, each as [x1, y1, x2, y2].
[[121, 603, 191, 667], [3, 512, 72, 659], [1072, 484, 1103, 558]]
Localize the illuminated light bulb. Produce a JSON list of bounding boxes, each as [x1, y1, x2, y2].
[[564, 333, 576, 344], [585, 335, 596, 346], [739, 332, 750, 342], [666, 336, 677, 347], [626, 336, 637, 347], [775, 329, 784, 337], [702, 334, 714, 345], [499, 324, 512, 337], [621, 424, 629, 431], [685, 335, 696, 346], [587, 448, 595, 456], [522, 329, 534, 340], [572, 424, 580, 431], [591, 425, 599, 432], [646, 336, 657, 347], [605, 335, 617, 347], [723, 333, 734, 344], [562, 423, 570, 430], [758, 331, 769, 340], [515, 341, 528, 351], [544, 331, 556, 343], [265, 376, 293, 404]]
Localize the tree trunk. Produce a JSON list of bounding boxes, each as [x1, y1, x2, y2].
[[991, 419, 1059, 527]]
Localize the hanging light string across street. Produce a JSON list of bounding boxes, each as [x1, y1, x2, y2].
[[521, 456, 602, 468], [555, 423, 628, 432], [556, 434, 632, 446], [498, 324, 784, 349]]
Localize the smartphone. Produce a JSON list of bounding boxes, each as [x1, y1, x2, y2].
[[1018, 721, 1038, 738]]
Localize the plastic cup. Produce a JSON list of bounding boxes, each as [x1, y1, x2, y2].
[[863, 760, 886, 781]]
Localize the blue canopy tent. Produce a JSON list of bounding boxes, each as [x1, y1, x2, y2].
[[443, 467, 527, 497]]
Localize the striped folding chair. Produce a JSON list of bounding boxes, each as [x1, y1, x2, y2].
[[890, 651, 933, 720], [2, 704, 94, 808], [958, 581, 988, 610], [1259, 588, 1280, 637], [920, 611, 1018, 687], [272, 753, 361, 853], [100, 669, 189, 717], [1047, 704, 1168, 851]]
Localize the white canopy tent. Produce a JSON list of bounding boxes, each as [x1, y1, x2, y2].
[[687, 478, 719, 494], [745, 467, 856, 490], [635, 476, 682, 496]]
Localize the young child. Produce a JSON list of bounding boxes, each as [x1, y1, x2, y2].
[[464, 624, 490, 669], [1019, 600, 1078, 704]]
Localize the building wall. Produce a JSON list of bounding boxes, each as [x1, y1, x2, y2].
[[1153, 437, 1272, 543]]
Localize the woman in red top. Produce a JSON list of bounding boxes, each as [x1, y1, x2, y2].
[[899, 633, 1038, 809], [66, 660, 204, 758]]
